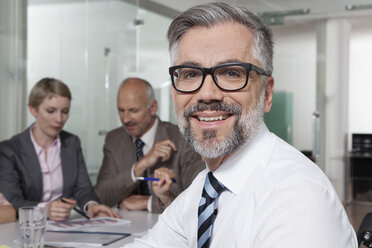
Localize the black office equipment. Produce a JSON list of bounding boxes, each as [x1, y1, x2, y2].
[[349, 134, 372, 202], [352, 134, 372, 155], [358, 213, 372, 247]]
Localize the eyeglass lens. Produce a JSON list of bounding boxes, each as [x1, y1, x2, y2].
[[172, 64, 248, 92]]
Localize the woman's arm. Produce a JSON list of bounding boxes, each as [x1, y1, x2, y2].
[[0, 205, 16, 224]]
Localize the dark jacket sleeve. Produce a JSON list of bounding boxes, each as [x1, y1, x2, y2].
[[67, 135, 100, 210], [94, 131, 139, 207], [150, 126, 205, 213], [0, 140, 40, 210]]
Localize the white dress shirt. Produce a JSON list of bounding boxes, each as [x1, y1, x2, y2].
[[130, 118, 159, 211], [125, 123, 357, 248]]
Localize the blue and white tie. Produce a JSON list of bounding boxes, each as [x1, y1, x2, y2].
[[197, 172, 226, 248], [135, 138, 150, 195]]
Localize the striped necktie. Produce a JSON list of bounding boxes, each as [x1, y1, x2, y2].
[[197, 171, 226, 248], [135, 138, 150, 195]]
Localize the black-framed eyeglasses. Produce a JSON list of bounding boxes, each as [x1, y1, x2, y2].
[[169, 62, 269, 93]]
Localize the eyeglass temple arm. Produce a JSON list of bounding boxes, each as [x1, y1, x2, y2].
[[251, 64, 270, 77]]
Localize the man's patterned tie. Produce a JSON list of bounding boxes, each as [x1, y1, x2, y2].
[[197, 171, 226, 248]]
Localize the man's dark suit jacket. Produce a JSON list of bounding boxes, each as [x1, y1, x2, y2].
[[94, 118, 205, 213], [0, 127, 99, 211]]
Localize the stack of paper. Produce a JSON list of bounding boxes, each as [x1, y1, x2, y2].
[[45, 217, 131, 246]]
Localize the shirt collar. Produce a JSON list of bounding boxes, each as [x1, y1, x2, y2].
[[213, 123, 275, 195], [29, 123, 61, 155], [132, 118, 159, 148]]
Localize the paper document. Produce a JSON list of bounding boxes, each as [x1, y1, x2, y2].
[[46, 217, 131, 231], [45, 231, 130, 247]]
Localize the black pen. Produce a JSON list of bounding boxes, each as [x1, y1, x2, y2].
[[60, 198, 90, 220]]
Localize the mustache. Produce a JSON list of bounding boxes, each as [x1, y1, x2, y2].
[[124, 121, 136, 126], [183, 102, 242, 120]]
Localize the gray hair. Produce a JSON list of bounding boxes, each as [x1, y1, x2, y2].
[[166, 2, 274, 76], [120, 77, 155, 105]]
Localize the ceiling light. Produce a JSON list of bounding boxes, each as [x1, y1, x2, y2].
[[258, 8, 311, 25], [345, 4, 372, 11]]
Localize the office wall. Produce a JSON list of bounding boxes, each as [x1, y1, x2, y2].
[[272, 24, 317, 151], [27, 1, 171, 179], [349, 18, 372, 139], [0, 0, 27, 141], [272, 17, 372, 153]]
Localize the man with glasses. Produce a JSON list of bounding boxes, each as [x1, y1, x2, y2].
[[125, 2, 357, 248]]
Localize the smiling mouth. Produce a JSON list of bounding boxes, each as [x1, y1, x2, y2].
[[196, 114, 230, 122]]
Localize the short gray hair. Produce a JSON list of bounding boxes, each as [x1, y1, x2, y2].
[[167, 2, 274, 76], [120, 77, 155, 105]]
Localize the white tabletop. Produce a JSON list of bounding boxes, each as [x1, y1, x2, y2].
[[0, 210, 159, 247]]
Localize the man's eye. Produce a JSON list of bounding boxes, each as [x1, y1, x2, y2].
[[176, 68, 200, 79], [225, 70, 240, 77], [183, 71, 198, 79], [220, 69, 241, 78]]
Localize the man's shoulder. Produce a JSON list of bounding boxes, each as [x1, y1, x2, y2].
[[104, 126, 130, 147], [106, 126, 127, 138], [158, 120, 179, 130], [157, 120, 183, 140], [262, 136, 331, 189]]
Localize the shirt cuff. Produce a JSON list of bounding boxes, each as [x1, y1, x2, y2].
[[147, 195, 152, 212], [84, 201, 98, 212], [37, 202, 48, 208], [131, 163, 137, 182]]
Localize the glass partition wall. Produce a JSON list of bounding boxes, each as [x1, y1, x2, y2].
[[27, 0, 172, 183]]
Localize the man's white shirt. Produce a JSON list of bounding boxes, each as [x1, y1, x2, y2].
[[130, 118, 159, 211], [125, 123, 357, 248]]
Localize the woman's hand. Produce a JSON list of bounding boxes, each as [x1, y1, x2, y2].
[[87, 203, 121, 219], [46, 198, 75, 221]]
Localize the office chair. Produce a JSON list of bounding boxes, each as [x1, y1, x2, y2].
[[358, 213, 372, 247]]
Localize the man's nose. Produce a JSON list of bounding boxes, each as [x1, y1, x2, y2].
[[122, 112, 131, 123], [196, 75, 224, 103]]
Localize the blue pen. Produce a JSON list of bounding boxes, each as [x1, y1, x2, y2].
[[136, 176, 177, 183]]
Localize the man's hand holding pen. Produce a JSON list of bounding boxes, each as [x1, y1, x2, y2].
[[152, 168, 176, 206]]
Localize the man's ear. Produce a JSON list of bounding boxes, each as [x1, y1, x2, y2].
[[264, 76, 274, 113], [150, 100, 158, 116]]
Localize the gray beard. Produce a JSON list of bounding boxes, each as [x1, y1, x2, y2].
[[176, 90, 265, 159]]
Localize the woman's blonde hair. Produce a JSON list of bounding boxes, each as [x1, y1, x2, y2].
[[28, 78, 71, 109]]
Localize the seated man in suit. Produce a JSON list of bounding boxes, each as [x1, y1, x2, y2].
[[95, 77, 205, 213]]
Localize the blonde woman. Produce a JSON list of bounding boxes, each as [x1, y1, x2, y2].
[[0, 78, 119, 221]]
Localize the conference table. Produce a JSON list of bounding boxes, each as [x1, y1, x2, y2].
[[0, 210, 159, 247]]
